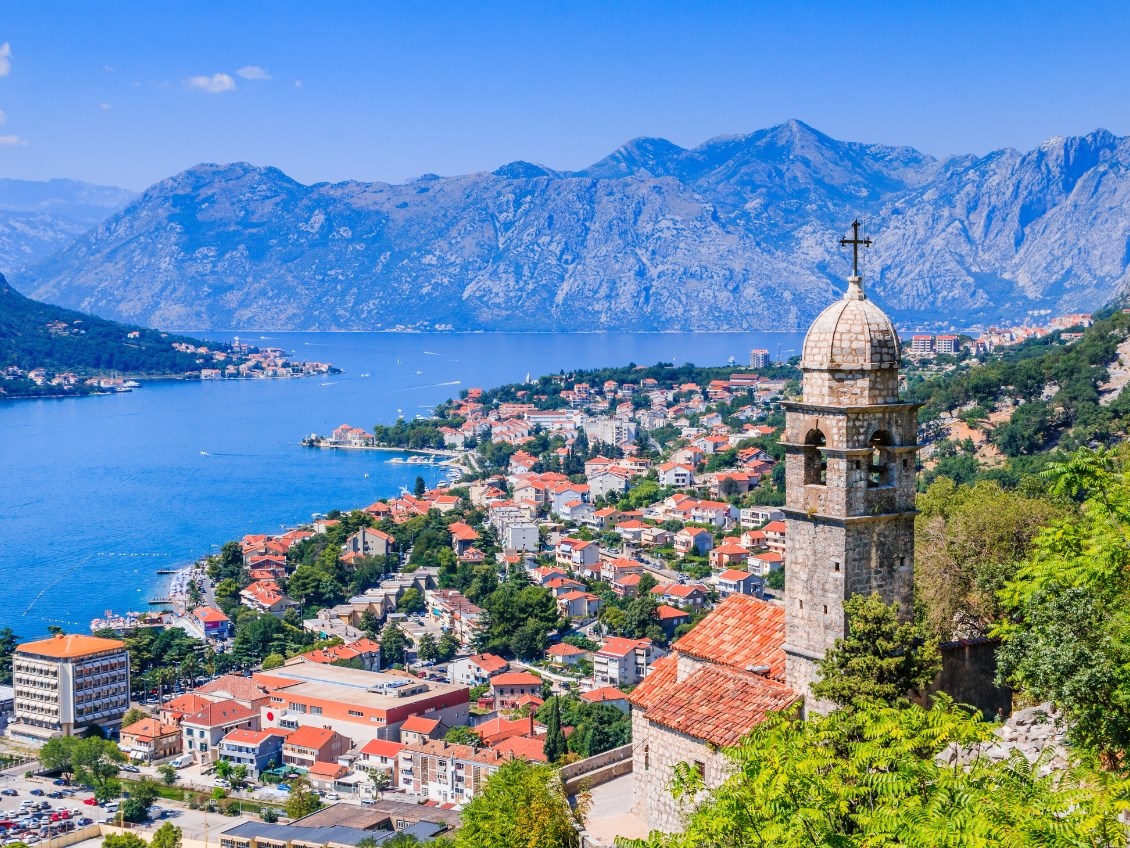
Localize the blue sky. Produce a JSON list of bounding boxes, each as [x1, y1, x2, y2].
[[0, 0, 1127, 190]]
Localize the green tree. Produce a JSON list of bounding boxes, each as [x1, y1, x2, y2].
[[542, 696, 567, 763], [915, 477, 1061, 640], [444, 726, 482, 746], [620, 698, 1130, 848], [0, 627, 19, 685], [635, 573, 658, 597], [398, 587, 425, 615], [158, 763, 179, 785], [40, 736, 124, 799], [417, 633, 438, 663], [284, 777, 323, 819], [150, 822, 183, 848], [457, 760, 586, 848], [414, 476, 427, 497], [811, 593, 940, 708], [120, 798, 150, 823], [380, 622, 408, 667], [358, 609, 382, 637], [261, 653, 286, 670], [436, 632, 459, 662], [103, 834, 149, 848]]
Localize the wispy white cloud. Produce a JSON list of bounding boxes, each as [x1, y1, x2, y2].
[[0, 109, 5, 124], [0, 134, 27, 146], [294, 79, 302, 88], [0, 43, 11, 77], [186, 72, 236, 94], [104, 64, 114, 73], [99, 102, 112, 111], [236, 65, 270, 81]]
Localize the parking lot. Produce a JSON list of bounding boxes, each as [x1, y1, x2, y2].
[[0, 768, 263, 845]]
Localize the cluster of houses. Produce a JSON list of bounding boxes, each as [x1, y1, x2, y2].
[[433, 374, 788, 452], [116, 650, 609, 806]]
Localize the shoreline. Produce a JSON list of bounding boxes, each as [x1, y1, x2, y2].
[[302, 441, 462, 459], [3, 370, 340, 403]]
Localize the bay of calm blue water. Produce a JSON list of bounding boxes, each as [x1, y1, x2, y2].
[[0, 331, 803, 637]]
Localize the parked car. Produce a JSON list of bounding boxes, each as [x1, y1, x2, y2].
[[0, 791, 16, 798], [51, 781, 67, 787], [120, 766, 141, 774], [27, 792, 43, 798]]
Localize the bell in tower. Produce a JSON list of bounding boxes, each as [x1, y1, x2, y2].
[[781, 221, 921, 715]]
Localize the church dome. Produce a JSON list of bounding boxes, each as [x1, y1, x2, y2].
[[800, 277, 900, 373]]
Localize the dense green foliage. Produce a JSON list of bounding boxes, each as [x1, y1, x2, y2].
[[995, 446, 1130, 768], [915, 478, 1063, 640], [619, 698, 1130, 848], [536, 694, 631, 758], [812, 594, 940, 708], [40, 736, 125, 801], [0, 274, 244, 381], [456, 759, 585, 848]]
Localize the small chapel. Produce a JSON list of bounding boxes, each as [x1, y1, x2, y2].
[[629, 224, 921, 831]]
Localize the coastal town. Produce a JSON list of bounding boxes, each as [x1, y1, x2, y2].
[[2, 330, 336, 400], [0, 302, 1105, 846]]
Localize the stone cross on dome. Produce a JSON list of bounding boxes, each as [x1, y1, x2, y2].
[[839, 219, 872, 278]]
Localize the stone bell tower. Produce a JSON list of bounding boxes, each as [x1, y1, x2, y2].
[[782, 222, 920, 714]]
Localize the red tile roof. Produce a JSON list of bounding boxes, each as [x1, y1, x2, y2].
[[641, 664, 797, 747], [182, 699, 258, 728], [223, 727, 289, 745], [469, 653, 509, 675], [284, 725, 338, 749], [121, 717, 179, 741], [546, 643, 587, 657], [491, 735, 548, 762], [400, 715, 442, 735], [581, 686, 628, 704], [671, 595, 786, 681], [491, 671, 543, 687], [718, 569, 754, 581], [360, 738, 405, 759], [193, 606, 230, 624], [196, 674, 271, 703], [656, 604, 690, 620]]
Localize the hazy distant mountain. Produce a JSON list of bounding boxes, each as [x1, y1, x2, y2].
[[15, 122, 1130, 331], [0, 178, 135, 274]]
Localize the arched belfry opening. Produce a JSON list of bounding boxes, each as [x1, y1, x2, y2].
[[868, 430, 893, 487], [803, 429, 827, 485]]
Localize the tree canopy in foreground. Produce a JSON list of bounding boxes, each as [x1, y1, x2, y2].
[[618, 697, 1130, 848]]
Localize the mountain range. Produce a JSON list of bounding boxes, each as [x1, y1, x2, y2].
[[11, 121, 1130, 332], [0, 178, 135, 274]]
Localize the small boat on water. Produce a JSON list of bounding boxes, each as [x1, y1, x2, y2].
[[156, 569, 179, 575]]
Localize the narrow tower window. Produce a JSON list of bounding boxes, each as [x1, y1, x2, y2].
[[868, 430, 892, 486], [803, 429, 828, 485]]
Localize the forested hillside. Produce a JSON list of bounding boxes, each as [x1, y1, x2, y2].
[[0, 273, 224, 375]]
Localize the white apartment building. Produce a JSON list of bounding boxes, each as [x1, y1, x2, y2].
[[592, 637, 664, 687], [11, 634, 130, 741]]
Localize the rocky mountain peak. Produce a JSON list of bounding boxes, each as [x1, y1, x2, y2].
[[14, 123, 1130, 332]]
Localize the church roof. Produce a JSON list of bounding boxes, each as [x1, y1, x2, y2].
[[671, 594, 787, 682], [800, 277, 899, 373], [640, 664, 797, 748]]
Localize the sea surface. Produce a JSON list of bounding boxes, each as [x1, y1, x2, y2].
[[0, 330, 803, 637]]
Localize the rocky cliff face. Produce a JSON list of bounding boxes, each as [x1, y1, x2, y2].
[[15, 122, 1130, 331], [0, 178, 136, 274]]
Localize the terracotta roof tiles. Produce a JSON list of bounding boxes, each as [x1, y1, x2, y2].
[[642, 665, 797, 747], [671, 595, 787, 681]]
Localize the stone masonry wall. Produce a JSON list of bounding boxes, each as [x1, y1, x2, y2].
[[631, 710, 730, 833]]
